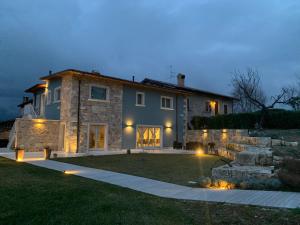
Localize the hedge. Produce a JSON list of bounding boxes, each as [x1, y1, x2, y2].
[[191, 109, 300, 129]]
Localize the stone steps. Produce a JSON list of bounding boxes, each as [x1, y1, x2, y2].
[[212, 164, 275, 180]]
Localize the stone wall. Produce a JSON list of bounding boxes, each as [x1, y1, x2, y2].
[[15, 118, 60, 151], [187, 129, 249, 148], [60, 73, 123, 152]]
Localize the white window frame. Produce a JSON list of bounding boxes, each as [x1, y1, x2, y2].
[[88, 84, 109, 102], [54, 87, 61, 103], [46, 90, 52, 105], [161, 96, 174, 110], [136, 92, 145, 107], [87, 123, 108, 150]]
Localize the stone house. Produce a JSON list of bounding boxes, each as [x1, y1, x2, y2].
[[11, 69, 236, 152]]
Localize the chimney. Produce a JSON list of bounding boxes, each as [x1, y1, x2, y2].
[[23, 96, 29, 103], [177, 73, 185, 87]]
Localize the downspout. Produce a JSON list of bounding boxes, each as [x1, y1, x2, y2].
[[76, 79, 81, 153], [175, 95, 178, 143]]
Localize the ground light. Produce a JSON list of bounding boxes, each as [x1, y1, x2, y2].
[[195, 148, 205, 156], [63, 170, 80, 175]]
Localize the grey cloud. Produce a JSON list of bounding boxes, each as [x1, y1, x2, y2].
[[0, 0, 299, 120]]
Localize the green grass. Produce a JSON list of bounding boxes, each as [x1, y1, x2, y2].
[[55, 154, 227, 186], [1, 157, 300, 225]]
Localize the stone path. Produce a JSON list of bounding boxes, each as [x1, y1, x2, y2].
[[1, 154, 300, 209]]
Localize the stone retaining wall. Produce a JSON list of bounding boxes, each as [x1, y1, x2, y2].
[[187, 129, 249, 148], [15, 118, 60, 151]]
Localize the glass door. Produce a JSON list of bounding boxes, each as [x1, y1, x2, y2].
[[136, 126, 161, 148], [89, 125, 106, 150]]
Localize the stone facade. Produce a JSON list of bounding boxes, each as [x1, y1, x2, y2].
[[60, 74, 123, 152], [188, 95, 233, 123], [15, 118, 60, 151]]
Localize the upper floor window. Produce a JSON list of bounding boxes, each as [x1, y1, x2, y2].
[[224, 104, 228, 115], [54, 87, 61, 103], [161, 96, 173, 110], [205, 101, 212, 112], [89, 85, 109, 101], [46, 90, 52, 105], [187, 98, 190, 111], [136, 92, 145, 106]]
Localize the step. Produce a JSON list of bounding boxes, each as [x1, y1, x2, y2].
[[212, 164, 275, 180]]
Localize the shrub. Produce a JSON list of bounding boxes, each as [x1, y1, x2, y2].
[[191, 109, 300, 129], [173, 141, 183, 149], [197, 176, 212, 188], [186, 142, 203, 150], [281, 158, 300, 174], [278, 170, 300, 188]]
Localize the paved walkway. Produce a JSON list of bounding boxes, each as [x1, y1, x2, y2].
[[1, 154, 300, 209]]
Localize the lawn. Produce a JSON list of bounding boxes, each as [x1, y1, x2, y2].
[[1, 157, 300, 225], [55, 153, 227, 186]]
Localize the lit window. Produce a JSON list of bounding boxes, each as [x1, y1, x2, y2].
[[161, 96, 173, 110], [136, 92, 145, 106], [205, 101, 211, 112], [46, 90, 52, 105], [54, 87, 61, 102], [90, 85, 109, 101]]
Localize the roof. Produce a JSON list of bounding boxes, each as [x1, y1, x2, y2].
[[38, 69, 238, 99], [25, 83, 46, 93], [141, 78, 238, 100], [40, 69, 191, 95], [17, 99, 33, 108]]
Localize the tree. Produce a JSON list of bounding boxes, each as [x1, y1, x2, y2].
[[286, 76, 300, 110], [231, 68, 294, 128]]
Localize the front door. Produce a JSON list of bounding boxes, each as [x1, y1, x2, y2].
[[89, 124, 106, 150], [136, 126, 161, 148]]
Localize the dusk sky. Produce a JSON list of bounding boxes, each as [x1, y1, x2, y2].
[[0, 0, 299, 120]]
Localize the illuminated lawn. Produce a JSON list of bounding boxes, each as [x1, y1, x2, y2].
[[56, 153, 227, 185], [1, 157, 300, 225]]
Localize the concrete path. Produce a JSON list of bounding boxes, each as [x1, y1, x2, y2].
[[1, 154, 300, 209]]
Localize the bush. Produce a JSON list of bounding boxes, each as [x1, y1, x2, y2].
[[281, 158, 300, 174], [186, 142, 203, 150], [191, 109, 300, 129], [278, 158, 300, 188], [173, 141, 182, 149], [197, 176, 212, 188]]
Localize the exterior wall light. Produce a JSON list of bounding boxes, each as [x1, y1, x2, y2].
[[164, 122, 172, 129], [202, 129, 208, 133], [222, 129, 228, 133]]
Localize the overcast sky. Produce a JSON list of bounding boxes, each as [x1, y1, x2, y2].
[[0, 0, 299, 120]]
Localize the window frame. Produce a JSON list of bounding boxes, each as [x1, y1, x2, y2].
[[205, 101, 212, 112], [136, 92, 145, 107], [46, 90, 52, 105], [160, 96, 174, 110], [224, 104, 228, 115], [88, 84, 109, 102], [53, 87, 61, 103]]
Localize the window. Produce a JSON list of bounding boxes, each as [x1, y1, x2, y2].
[[205, 101, 211, 112], [136, 92, 145, 106], [89, 85, 109, 101], [224, 104, 228, 115], [161, 96, 173, 110], [46, 90, 52, 105], [54, 87, 61, 102], [187, 98, 190, 111]]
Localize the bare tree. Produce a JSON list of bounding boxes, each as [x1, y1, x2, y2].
[[285, 76, 300, 110], [231, 68, 294, 128]]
